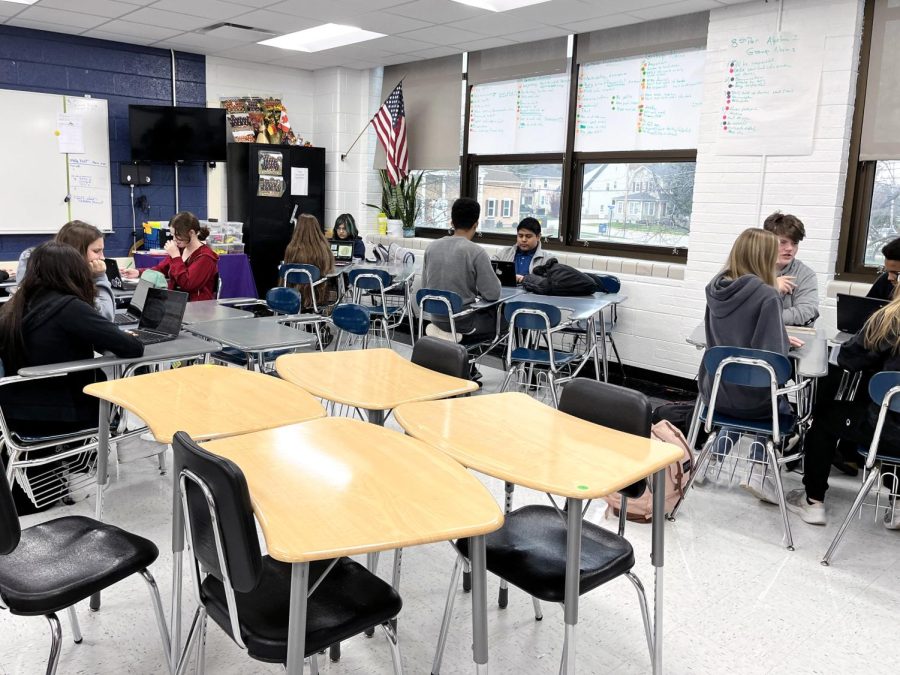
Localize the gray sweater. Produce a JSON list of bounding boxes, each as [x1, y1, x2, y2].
[[699, 272, 790, 419], [492, 241, 555, 274], [778, 257, 819, 326], [422, 235, 501, 307]]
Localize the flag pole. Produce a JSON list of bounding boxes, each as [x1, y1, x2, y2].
[[340, 77, 405, 162]]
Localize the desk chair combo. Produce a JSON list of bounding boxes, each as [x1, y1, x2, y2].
[[278, 263, 333, 347], [669, 346, 809, 550], [822, 372, 900, 565], [347, 268, 413, 348], [430, 379, 655, 674], [415, 288, 502, 368], [171, 432, 403, 675], [0, 472, 170, 675]]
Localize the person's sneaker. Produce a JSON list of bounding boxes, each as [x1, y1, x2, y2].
[[740, 471, 779, 505], [425, 323, 461, 343], [883, 508, 900, 530], [785, 488, 826, 525]]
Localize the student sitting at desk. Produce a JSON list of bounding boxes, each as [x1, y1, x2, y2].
[[122, 211, 219, 301], [492, 217, 554, 282], [787, 293, 900, 528], [331, 213, 366, 260], [762, 211, 819, 326], [284, 213, 335, 309], [868, 237, 900, 300], [17, 220, 116, 321], [422, 197, 501, 342]]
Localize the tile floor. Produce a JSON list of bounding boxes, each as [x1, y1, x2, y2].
[[2, 355, 899, 675]]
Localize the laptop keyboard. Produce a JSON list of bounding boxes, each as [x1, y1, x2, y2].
[[126, 329, 173, 345], [113, 313, 138, 326]]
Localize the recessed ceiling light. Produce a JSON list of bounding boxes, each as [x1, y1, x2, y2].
[[2, 0, 40, 5], [449, 0, 550, 11], [258, 23, 384, 52]]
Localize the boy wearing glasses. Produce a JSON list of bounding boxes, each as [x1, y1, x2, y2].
[[763, 212, 820, 326], [867, 238, 900, 300]]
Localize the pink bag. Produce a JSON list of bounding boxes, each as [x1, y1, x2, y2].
[[604, 419, 694, 523]]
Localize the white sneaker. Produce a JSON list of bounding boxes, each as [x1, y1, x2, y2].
[[785, 488, 826, 526], [740, 471, 779, 505], [425, 323, 461, 343], [883, 508, 900, 530]]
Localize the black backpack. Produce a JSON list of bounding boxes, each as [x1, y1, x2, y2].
[[522, 259, 597, 296]]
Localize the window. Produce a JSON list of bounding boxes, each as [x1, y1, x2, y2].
[[863, 160, 900, 265], [577, 161, 696, 248], [415, 169, 461, 230], [475, 163, 563, 237]]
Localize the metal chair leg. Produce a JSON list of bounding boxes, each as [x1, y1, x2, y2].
[[668, 434, 716, 520], [624, 572, 654, 665], [195, 608, 208, 675], [432, 556, 462, 675], [66, 605, 83, 644], [532, 597, 543, 621], [174, 607, 203, 675], [157, 449, 167, 476], [765, 442, 794, 551], [822, 468, 880, 566], [462, 557, 471, 592], [45, 613, 63, 675], [139, 569, 173, 671], [547, 371, 560, 409], [309, 652, 320, 675], [381, 621, 403, 675]]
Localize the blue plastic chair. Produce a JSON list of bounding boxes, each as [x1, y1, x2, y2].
[[823, 372, 900, 565], [415, 288, 465, 340], [331, 303, 374, 350], [347, 269, 406, 347], [500, 301, 578, 408], [266, 287, 301, 315], [278, 263, 328, 313], [671, 346, 808, 550]]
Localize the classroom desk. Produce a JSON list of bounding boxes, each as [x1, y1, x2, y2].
[[181, 299, 253, 324], [511, 291, 627, 382], [394, 392, 682, 675], [275, 348, 478, 425], [84, 364, 327, 669], [470, 286, 524, 310], [184, 317, 317, 370]]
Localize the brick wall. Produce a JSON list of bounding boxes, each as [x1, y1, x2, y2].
[[0, 25, 206, 257]]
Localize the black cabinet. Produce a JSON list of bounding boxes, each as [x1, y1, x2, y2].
[[226, 143, 325, 296]]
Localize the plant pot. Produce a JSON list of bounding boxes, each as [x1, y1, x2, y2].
[[386, 218, 403, 237], [402, 226, 415, 238]]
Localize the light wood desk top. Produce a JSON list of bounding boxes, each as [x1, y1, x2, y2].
[[200, 417, 504, 563], [394, 392, 684, 500], [84, 364, 325, 443], [275, 349, 479, 410]]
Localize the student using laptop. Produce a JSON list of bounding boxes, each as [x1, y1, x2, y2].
[[493, 217, 555, 283], [762, 211, 819, 326], [422, 197, 500, 342], [331, 213, 366, 260], [122, 211, 219, 301], [283, 213, 336, 309], [868, 237, 900, 300], [17, 220, 115, 321], [124, 288, 188, 345]]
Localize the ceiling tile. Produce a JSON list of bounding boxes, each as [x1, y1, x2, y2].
[[14, 6, 111, 30], [396, 24, 474, 47], [504, 26, 570, 43], [152, 32, 249, 54], [121, 7, 216, 31], [81, 29, 166, 46], [380, 52, 427, 66], [386, 0, 488, 24], [149, 0, 248, 20], [262, 2, 359, 24], [270, 0, 410, 14], [227, 9, 319, 33], [447, 13, 545, 37], [453, 36, 516, 52], [628, 0, 720, 21], [83, 20, 186, 41], [559, 13, 643, 32], [213, 42, 288, 63], [508, 0, 605, 25], [354, 12, 433, 35], [35, 0, 137, 19], [220, 0, 282, 7], [408, 45, 463, 59], [364, 35, 440, 55]]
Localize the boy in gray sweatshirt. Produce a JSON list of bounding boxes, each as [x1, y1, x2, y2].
[[763, 212, 819, 326]]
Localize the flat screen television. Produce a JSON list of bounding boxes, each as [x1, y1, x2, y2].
[[129, 105, 227, 162]]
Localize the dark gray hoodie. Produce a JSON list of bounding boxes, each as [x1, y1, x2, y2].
[[699, 272, 790, 418]]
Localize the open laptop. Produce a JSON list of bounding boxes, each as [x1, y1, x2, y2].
[[104, 259, 125, 290], [836, 293, 889, 334], [113, 278, 152, 325], [491, 260, 518, 287], [330, 242, 355, 266], [124, 287, 188, 345]]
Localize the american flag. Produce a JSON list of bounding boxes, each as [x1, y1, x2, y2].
[[372, 82, 408, 185]]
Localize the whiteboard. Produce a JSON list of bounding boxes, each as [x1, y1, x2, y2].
[[468, 73, 569, 154], [0, 89, 112, 234], [574, 49, 706, 152]]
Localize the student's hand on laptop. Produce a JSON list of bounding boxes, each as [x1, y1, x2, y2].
[[776, 276, 797, 295], [788, 335, 805, 349], [516, 274, 524, 283], [121, 268, 140, 279], [88, 259, 107, 276]]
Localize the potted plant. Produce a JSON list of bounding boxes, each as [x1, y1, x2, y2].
[[366, 169, 423, 238]]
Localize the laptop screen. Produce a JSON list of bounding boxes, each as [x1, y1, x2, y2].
[[128, 279, 152, 317], [335, 243, 353, 259], [138, 288, 188, 335]]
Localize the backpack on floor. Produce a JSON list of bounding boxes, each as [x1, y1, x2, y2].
[[652, 401, 710, 450], [604, 419, 694, 523]]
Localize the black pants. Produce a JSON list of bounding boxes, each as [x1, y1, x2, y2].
[[434, 306, 500, 342], [812, 364, 874, 462], [803, 400, 873, 501]]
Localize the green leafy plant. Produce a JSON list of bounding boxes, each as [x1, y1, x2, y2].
[[365, 169, 423, 232]]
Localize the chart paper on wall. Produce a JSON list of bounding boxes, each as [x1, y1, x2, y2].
[[468, 74, 569, 155], [713, 30, 824, 156], [574, 49, 706, 152]]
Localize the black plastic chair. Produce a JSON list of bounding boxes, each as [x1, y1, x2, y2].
[[410, 336, 470, 380], [431, 378, 655, 674], [171, 431, 403, 674], [0, 473, 170, 675]]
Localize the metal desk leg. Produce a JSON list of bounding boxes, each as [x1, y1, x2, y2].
[[563, 498, 582, 674], [170, 456, 185, 670], [286, 563, 310, 675], [651, 470, 665, 675], [89, 399, 111, 612], [367, 408, 385, 426], [470, 534, 489, 674]]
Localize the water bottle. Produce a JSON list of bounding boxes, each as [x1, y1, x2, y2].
[[377, 212, 388, 236]]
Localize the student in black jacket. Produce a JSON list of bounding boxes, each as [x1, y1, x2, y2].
[[789, 292, 900, 528], [867, 237, 900, 301], [0, 241, 143, 435]]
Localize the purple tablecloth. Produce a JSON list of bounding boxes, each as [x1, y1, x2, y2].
[[133, 253, 258, 300]]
